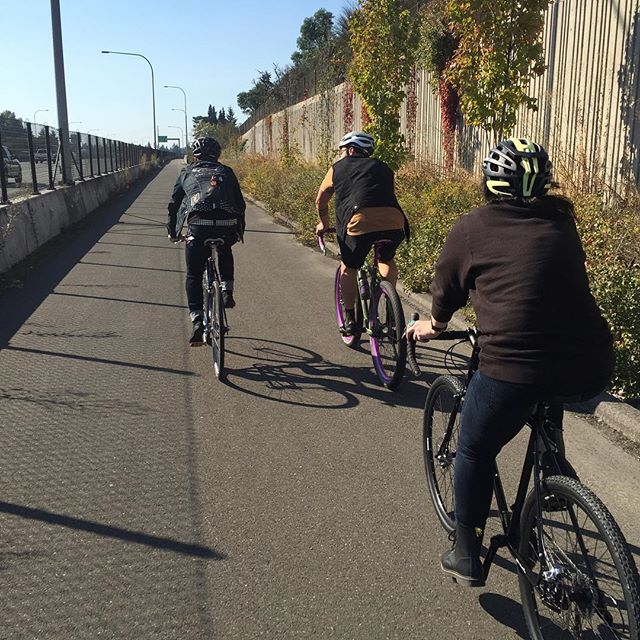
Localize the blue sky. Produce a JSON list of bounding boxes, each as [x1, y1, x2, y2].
[[1, 0, 348, 145]]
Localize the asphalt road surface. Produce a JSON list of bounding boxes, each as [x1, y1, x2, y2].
[[0, 160, 638, 639]]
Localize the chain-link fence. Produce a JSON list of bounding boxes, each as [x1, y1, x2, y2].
[[0, 120, 175, 204]]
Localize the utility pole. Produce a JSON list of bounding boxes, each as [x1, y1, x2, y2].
[[50, 0, 73, 184]]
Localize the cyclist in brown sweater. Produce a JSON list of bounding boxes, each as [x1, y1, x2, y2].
[[407, 137, 614, 587]]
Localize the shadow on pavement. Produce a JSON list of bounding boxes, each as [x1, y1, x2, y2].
[[0, 169, 164, 350], [222, 336, 431, 410], [53, 291, 185, 309], [0, 501, 224, 560], [5, 345, 197, 377], [478, 593, 528, 639]]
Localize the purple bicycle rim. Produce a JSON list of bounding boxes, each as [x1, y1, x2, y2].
[[369, 288, 391, 383]]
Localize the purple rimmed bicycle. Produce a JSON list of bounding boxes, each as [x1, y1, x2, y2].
[[317, 229, 407, 390]]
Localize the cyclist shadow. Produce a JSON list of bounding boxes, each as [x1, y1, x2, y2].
[[221, 336, 430, 409], [477, 593, 530, 639]]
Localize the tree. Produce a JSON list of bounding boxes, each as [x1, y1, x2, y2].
[[291, 9, 334, 64], [445, 0, 549, 141], [207, 105, 218, 125], [237, 71, 275, 115], [349, 0, 419, 170], [218, 108, 226, 124]]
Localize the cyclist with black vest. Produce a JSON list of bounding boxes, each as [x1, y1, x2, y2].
[[407, 138, 614, 587], [315, 131, 410, 334], [167, 137, 246, 346]]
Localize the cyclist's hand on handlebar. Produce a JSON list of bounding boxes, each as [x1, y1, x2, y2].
[[315, 221, 327, 236], [168, 234, 180, 243], [406, 319, 442, 342]]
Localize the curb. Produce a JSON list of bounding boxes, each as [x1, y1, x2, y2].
[[246, 196, 640, 446]]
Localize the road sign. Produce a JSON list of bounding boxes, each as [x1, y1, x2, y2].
[[158, 135, 168, 142]]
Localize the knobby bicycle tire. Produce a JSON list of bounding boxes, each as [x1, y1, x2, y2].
[[369, 280, 406, 390], [519, 475, 640, 640], [423, 375, 465, 534], [334, 266, 362, 348], [211, 281, 225, 379]]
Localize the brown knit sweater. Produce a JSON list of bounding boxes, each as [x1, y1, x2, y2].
[[430, 198, 613, 395]]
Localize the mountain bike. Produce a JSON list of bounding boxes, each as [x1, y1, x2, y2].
[[317, 229, 407, 390], [416, 321, 640, 639]]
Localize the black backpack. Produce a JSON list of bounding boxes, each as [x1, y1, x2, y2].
[[187, 163, 241, 219]]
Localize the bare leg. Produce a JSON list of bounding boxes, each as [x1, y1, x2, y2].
[[378, 259, 398, 287], [339, 262, 358, 309]]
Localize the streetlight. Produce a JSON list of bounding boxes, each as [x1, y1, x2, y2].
[[33, 109, 49, 123], [164, 85, 189, 150], [167, 125, 184, 150], [101, 50, 156, 148]]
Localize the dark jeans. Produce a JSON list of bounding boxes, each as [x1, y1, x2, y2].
[[454, 371, 564, 530], [185, 226, 236, 316]]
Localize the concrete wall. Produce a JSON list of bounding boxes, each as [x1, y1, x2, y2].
[[242, 0, 640, 194], [0, 162, 157, 274]]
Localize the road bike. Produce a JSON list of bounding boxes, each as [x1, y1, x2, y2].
[[202, 237, 229, 379], [317, 229, 407, 390], [179, 235, 230, 379], [417, 321, 640, 639]]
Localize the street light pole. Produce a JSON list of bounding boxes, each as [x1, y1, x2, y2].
[[33, 109, 50, 124], [164, 85, 188, 151], [101, 50, 157, 148], [50, 0, 73, 184]]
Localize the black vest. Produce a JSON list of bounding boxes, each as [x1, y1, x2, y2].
[[332, 156, 409, 240]]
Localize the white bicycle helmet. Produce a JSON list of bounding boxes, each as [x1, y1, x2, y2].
[[338, 131, 375, 156]]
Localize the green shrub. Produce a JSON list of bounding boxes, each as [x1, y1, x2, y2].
[[573, 193, 640, 398]]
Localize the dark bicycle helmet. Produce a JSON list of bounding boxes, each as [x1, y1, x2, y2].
[[482, 137, 552, 198], [192, 136, 221, 160], [338, 131, 375, 156]]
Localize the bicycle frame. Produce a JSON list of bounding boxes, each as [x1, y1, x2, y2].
[[354, 242, 391, 337], [428, 329, 583, 587], [204, 241, 228, 338]]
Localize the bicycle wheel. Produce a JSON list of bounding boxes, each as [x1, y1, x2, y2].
[[211, 281, 225, 378], [369, 280, 406, 389], [334, 266, 362, 348], [423, 375, 464, 534], [519, 475, 640, 639], [201, 269, 211, 347]]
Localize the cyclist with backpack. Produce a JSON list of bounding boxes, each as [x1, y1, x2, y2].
[[407, 138, 614, 587], [167, 137, 246, 346], [315, 131, 410, 335]]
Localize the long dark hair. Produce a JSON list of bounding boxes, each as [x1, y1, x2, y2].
[[483, 183, 575, 218]]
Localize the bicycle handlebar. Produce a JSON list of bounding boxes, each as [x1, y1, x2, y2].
[[316, 228, 336, 255]]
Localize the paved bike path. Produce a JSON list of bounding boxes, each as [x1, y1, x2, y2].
[[0, 160, 638, 639]]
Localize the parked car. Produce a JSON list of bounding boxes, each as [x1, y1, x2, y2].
[[34, 148, 49, 163], [2, 146, 22, 185], [16, 149, 31, 162]]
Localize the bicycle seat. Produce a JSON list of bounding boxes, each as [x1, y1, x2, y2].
[[204, 238, 226, 247]]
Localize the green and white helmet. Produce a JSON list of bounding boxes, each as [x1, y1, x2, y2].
[[482, 137, 552, 198]]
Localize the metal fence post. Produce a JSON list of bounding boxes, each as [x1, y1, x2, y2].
[[26, 123, 40, 195], [88, 134, 94, 177], [109, 139, 114, 172], [96, 137, 101, 175], [76, 133, 84, 180], [45, 126, 55, 190], [0, 129, 9, 203], [103, 138, 108, 172]]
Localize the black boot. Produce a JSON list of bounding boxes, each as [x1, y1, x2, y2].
[[189, 317, 204, 346], [441, 523, 485, 587]]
